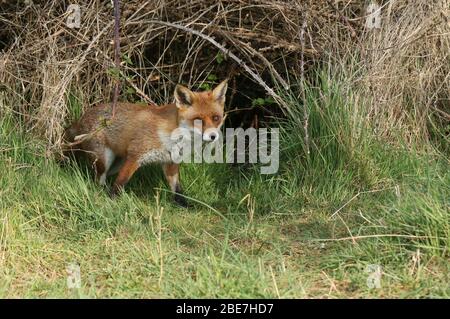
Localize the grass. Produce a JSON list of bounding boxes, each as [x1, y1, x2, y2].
[[0, 73, 448, 298]]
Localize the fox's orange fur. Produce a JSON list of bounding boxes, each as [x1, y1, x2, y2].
[[64, 80, 228, 206]]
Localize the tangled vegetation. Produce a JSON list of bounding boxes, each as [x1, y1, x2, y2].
[[0, 0, 448, 298]]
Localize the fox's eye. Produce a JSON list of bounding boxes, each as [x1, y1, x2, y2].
[[212, 115, 221, 122]]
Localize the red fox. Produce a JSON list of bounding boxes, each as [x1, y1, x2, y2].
[[64, 80, 228, 206]]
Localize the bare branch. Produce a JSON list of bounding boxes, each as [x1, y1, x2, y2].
[[146, 20, 290, 110]]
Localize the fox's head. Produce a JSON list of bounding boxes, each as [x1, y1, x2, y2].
[[174, 80, 227, 142]]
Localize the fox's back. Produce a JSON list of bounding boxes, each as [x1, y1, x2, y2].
[[76, 103, 148, 130], [68, 102, 178, 157]]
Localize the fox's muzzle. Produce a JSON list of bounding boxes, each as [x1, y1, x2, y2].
[[203, 128, 220, 142]]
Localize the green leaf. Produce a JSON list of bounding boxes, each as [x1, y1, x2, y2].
[[106, 67, 120, 80], [125, 87, 136, 95], [264, 97, 276, 104], [216, 52, 224, 64], [122, 54, 133, 66], [199, 83, 211, 90], [252, 98, 266, 106], [207, 74, 218, 82]]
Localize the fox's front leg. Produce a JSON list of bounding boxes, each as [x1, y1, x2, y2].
[[163, 163, 188, 207], [110, 158, 140, 197]]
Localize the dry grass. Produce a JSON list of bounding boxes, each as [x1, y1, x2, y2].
[[0, 1, 449, 295], [0, 0, 448, 153], [355, 0, 450, 144]]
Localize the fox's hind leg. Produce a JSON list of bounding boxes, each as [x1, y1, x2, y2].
[[107, 157, 126, 177], [99, 147, 115, 184], [94, 147, 115, 185]]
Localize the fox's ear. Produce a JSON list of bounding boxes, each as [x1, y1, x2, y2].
[[174, 84, 194, 108], [212, 79, 228, 103]]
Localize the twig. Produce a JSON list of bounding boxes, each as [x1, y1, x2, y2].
[[321, 271, 339, 294], [326, 0, 357, 38], [310, 234, 445, 242], [336, 214, 356, 244], [156, 188, 228, 220], [299, 14, 310, 155], [146, 20, 290, 110], [63, 26, 156, 106], [62, 124, 105, 149], [330, 187, 397, 219], [269, 266, 281, 299], [155, 192, 164, 288], [217, 29, 290, 89], [111, 0, 121, 118]]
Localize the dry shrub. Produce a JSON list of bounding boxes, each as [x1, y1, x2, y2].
[[0, 0, 448, 154], [355, 0, 450, 144]]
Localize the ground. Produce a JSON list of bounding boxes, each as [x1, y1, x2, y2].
[[0, 127, 448, 298], [0, 75, 448, 298]]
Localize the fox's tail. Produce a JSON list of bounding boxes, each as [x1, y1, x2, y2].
[[55, 122, 80, 163]]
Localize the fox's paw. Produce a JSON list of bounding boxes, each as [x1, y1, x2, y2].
[[174, 194, 189, 208], [109, 186, 122, 199]]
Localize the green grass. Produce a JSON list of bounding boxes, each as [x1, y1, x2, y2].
[[0, 73, 448, 298]]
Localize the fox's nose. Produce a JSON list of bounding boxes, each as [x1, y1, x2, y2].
[[203, 128, 220, 142], [203, 131, 219, 142]]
